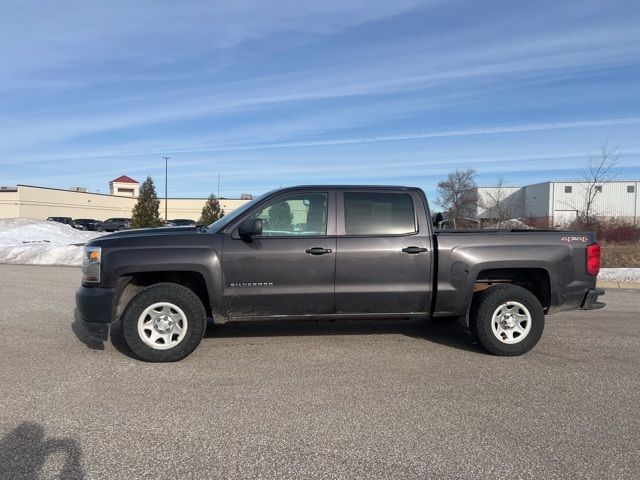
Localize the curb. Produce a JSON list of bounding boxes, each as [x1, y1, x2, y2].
[[597, 281, 640, 290]]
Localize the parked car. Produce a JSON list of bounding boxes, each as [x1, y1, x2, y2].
[[165, 219, 196, 227], [47, 216, 73, 226], [99, 218, 130, 232], [72, 219, 102, 231], [76, 185, 604, 362]]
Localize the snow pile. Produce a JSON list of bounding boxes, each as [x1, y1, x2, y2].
[[0, 218, 104, 266], [599, 268, 640, 284]]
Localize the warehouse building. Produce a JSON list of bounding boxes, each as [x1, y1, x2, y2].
[[474, 180, 640, 227], [0, 176, 249, 221]]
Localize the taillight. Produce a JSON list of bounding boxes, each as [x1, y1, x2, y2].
[[586, 243, 601, 276]]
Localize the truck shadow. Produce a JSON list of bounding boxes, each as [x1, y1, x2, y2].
[[205, 317, 483, 353], [70, 315, 130, 358], [71, 316, 105, 351], [0, 422, 85, 479], [77, 318, 482, 358]]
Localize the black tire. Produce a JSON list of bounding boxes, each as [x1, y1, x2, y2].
[[121, 282, 207, 362], [469, 284, 544, 356]]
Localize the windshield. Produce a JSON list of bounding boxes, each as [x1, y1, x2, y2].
[[204, 191, 274, 233]]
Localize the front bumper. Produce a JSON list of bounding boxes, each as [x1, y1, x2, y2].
[[580, 288, 605, 310], [75, 286, 115, 340]]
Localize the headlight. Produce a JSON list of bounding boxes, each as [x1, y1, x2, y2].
[[82, 246, 101, 284]]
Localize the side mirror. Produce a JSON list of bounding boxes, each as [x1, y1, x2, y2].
[[238, 218, 262, 239]]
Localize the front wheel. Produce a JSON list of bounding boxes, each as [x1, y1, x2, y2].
[[121, 283, 207, 362], [469, 284, 544, 356]]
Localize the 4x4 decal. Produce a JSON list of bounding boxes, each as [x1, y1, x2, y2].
[[561, 236, 589, 243]]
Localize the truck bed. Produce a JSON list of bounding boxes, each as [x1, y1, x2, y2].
[[432, 229, 597, 317]]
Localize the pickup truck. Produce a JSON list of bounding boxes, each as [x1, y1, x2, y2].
[[76, 185, 604, 362]]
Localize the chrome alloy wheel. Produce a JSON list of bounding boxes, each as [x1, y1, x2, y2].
[[491, 301, 532, 344], [137, 302, 188, 350]]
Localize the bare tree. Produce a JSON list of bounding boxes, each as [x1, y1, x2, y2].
[[478, 175, 523, 227], [580, 143, 619, 228], [436, 168, 477, 227]]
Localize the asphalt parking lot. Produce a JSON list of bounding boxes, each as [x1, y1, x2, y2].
[[0, 264, 638, 479]]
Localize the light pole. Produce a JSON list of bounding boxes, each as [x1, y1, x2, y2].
[[162, 156, 170, 220]]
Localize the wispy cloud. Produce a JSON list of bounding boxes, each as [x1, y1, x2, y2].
[[2, 10, 640, 147], [160, 117, 640, 154], [0, 0, 434, 87]]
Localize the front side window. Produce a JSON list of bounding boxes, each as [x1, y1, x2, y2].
[[252, 193, 328, 237], [344, 192, 415, 235]]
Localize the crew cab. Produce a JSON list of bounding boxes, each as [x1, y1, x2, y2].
[[76, 186, 604, 362]]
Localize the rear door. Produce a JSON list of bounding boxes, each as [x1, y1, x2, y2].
[[222, 190, 336, 317], [335, 189, 433, 314]]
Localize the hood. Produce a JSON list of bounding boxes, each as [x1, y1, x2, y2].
[[89, 226, 200, 245]]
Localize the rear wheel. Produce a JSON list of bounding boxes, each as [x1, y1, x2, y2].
[[121, 283, 207, 362], [469, 284, 544, 356]]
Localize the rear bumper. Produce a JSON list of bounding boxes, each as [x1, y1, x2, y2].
[[75, 286, 115, 340], [580, 288, 605, 310]]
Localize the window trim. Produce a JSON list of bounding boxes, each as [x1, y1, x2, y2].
[[337, 190, 419, 237], [228, 190, 336, 239]]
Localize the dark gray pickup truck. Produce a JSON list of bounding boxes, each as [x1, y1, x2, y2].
[[76, 185, 604, 362]]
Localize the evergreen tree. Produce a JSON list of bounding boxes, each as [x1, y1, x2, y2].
[[130, 176, 163, 228], [199, 194, 225, 225]]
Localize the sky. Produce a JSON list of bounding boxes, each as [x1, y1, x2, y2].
[[1, 0, 639, 201]]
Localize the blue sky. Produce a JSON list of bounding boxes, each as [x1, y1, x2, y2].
[[1, 0, 639, 200]]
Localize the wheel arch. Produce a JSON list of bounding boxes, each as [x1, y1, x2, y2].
[[473, 267, 551, 311], [114, 271, 212, 321]]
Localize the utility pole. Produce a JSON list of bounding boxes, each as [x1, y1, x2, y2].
[[162, 156, 170, 220]]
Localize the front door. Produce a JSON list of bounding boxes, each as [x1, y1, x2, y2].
[[222, 191, 336, 317], [335, 190, 432, 314]]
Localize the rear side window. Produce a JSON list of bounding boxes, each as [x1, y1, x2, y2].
[[344, 192, 416, 235]]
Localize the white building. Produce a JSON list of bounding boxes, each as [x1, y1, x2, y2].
[[0, 179, 249, 221], [473, 180, 639, 227], [109, 175, 140, 197], [474, 186, 524, 222]]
